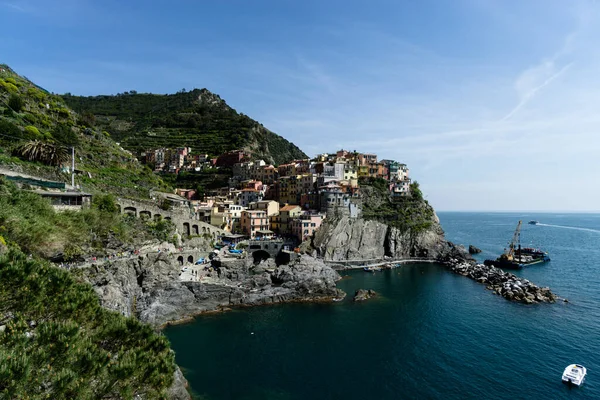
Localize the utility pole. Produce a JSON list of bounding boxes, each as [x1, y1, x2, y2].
[[71, 146, 75, 188]]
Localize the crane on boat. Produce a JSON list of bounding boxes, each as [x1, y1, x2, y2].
[[500, 220, 522, 262]]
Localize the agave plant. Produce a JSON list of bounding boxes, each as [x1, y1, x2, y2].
[[14, 140, 69, 166]]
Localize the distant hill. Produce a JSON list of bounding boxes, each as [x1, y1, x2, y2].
[[0, 64, 169, 199], [62, 89, 307, 165]]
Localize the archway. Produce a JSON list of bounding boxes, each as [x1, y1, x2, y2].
[[139, 210, 151, 219], [154, 214, 162, 221], [124, 206, 137, 216], [177, 256, 184, 266], [192, 225, 199, 235], [187, 255, 194, 264], [252, 250, 270, 264], [183, 222, 190, 236], [165, 216, 172, 221]]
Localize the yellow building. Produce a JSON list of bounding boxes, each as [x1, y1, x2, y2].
[[270, 204, 302, 235]]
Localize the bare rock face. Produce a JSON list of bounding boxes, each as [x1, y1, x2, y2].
[[312, 213, 449, 262], [81, 253, 342, 328]]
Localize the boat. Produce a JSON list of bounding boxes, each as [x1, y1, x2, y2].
[[562, 364, 587, 386], [528, 220, 539, 225], [363, 266, 382, 272], [483, 221, 551, 270]]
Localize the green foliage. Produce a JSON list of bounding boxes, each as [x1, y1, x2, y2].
[[0, 249, 176, 399], [0, 118, 21, 139], [410, 181, 423, 201], [360, 180, 434, 234], [8, 94, 24, 112], [92, 193, 119, 213], [51, 123, 79, 146], [145, 218, 176, 243], [0, 79, 18, 93], [0, 180, 177, 257], [14, 140, 69, 166], [24, 125, 42, 140]]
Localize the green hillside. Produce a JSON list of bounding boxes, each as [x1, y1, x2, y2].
[[62, 89, 307, 165], [0, 64, 170, 199]]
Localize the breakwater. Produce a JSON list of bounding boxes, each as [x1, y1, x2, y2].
[[444, 258, 557, 303]]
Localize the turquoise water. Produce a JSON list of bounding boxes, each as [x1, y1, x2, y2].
[[165, 212, 600, 399]]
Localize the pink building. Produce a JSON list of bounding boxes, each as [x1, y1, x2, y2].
[[241, 210, 269, 237], [291, 213, 326, 241]]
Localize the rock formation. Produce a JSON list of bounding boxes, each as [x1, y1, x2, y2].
[[311, 213, 449, 263], [468, 245, 482, 254], [353, 289, 377, 301], [81, 252, 342, 327]]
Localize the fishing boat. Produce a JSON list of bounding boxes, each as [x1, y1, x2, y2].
[[483, 221, 550, 270], [528, 220, 539, 225], [562, 364, 587, 386]]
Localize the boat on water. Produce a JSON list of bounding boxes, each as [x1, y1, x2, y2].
[[483, 221, 550, 270], [528, 220, 539, 225], [562, 364, 587, 386], [363, 266, 382, 272]]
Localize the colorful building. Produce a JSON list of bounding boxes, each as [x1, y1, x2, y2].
[[241, 210, 269, 237], [291, 213, 326, 241]]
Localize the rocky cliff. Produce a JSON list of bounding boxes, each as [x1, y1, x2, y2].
[[78, 251, 342, 327], [311, 212, 450, 263]]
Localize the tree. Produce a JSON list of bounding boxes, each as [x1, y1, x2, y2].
[[7, 94, 24, 112], [52, 123, 79, 146], [92, 194, 119, 213], [14, 140, 69, 166]]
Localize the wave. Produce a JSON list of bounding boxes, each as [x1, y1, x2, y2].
[[536, 223, 600, 234]]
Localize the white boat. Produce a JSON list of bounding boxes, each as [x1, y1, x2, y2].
[[562, 364, 587, 386]]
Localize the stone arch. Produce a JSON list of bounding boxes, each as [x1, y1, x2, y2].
[[165, 216, 172, 221], [252, 250, 270, 264], [139, 210, 152, 219], [124, 206, 137, 216], [192, 225, 199, 235], [213, 232, 217, 240], [187, 255, 194, 264], [154, 214, 162, 221], [177, 256, 184, 266], [183, 222, 190, 236], [202, 226, 207, 234]]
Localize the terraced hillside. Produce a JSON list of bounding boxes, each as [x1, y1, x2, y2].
[[0, 64, 169, 199], [63, 89, 307, 165]]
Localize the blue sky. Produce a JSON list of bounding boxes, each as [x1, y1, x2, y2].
[[2, 0, 599, 211]]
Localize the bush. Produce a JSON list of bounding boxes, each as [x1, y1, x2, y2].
[[24, 125, 42, 140], [8, 94, 24, 112], [0, 249, 176, 399], [0, 80, 18, 93], [0, 119, 21, 138]]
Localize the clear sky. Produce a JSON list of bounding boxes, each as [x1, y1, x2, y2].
[[1, 0, 599, 211]]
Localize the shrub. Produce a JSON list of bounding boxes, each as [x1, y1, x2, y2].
[[5, 77, 18, 86], [0, 249, 176, 399], [0, 80, 18, 93], [0, 119, 21, 138], [8, 94, 24, 112], [24, 125, 42, 140]]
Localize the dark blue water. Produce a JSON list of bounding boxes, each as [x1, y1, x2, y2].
[[165, 212, 600, 399]]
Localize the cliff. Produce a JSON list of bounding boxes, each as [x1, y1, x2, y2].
[[78, 251, 342, 327], [312, 213, 449, 263], [312, 180, 450, 263]]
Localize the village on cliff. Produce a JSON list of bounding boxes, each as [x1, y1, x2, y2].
[[143, 147, 412, 243]]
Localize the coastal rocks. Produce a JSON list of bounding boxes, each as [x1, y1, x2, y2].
[[312, 214, 449, 263], [468, 245, 482, 254], [353, 289, 377, 301], [443, 258, 557, 304], [81, 253, 342, 327]]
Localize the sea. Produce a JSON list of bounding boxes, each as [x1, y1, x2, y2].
[[164, 212, 600, 400]]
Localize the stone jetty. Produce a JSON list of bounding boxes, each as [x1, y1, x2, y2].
[[445, 259, 557, 304]]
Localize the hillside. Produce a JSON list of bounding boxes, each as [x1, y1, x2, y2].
[[0, 64, 169, 199], [62, 89, 308, 165]]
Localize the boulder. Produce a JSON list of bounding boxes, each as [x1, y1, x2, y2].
[[353, 289, 377, 302], [468, 245, 482, 254]]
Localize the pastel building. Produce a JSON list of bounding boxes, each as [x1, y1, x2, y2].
[[270, 205, 302, 235], [291, 213, 326, 241], [241, 210, 269, 237]]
